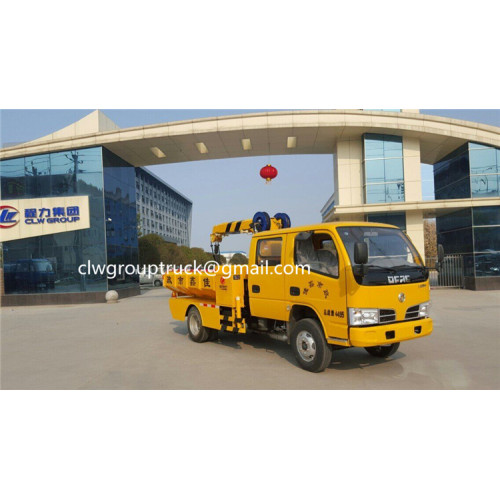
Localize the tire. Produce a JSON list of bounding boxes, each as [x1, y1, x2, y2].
[[364, 343, 400, 358], [186, 307, 210, 343], [207, 329, 219, 341], [154, 279, 162, 287], [290, 318, 332, 372]]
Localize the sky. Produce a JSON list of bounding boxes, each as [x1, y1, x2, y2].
[[1, 109, 499, 250]]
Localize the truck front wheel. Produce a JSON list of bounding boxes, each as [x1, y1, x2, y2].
[[364, 343, 400, 358], [187, 307, 210, 343], [290, 318, 332, 372]]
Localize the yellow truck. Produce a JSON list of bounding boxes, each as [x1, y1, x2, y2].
[[164, 212, 442, 372]]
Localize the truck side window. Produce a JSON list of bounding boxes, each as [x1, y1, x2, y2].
[[256, 238, 282, 267], [295, 233, 339, 278]]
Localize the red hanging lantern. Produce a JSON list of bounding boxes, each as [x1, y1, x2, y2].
[[260, 164, 278, 184]]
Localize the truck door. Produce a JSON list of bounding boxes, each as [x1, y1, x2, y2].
[[285, 230, 348, 342], [248, 236, 288, 321]]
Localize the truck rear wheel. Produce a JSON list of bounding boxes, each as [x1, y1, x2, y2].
[[290, 318, 332, 372], [364, 343, 400, 358], [187, 307, 210, 343]]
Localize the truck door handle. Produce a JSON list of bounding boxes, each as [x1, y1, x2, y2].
[[252, 285, 260, 293], [289, 286, 300, 296]]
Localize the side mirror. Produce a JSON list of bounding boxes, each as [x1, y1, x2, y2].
[[354, 242, 368, 265], [436, 244, 445, 272], [437, 244, 444, 264]]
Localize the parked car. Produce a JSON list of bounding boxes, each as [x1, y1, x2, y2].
[[475, 253, 500, 276], [3, 262, 17, 292], [5, 258, 55, 292], [139, 271, 163, 287]]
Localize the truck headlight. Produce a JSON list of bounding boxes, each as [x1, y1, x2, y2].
[[418, 302, 430, 318], [348, 308, 379, 326]]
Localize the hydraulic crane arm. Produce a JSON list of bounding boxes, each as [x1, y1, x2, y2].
[[210, 218, 255, 243]]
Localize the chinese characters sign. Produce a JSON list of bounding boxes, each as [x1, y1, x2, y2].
[[0, 196, 90, 242]]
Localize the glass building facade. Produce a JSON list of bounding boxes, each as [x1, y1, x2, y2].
[[0, 147, 139, 296], [434, 142, 500, 283], [469, 143, 500, 198], [363, 133, 405, 204], [436, 207, 500, 278], [103, 149, 139, 290], [434, 142, 500, 200]]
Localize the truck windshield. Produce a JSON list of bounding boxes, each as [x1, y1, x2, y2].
[[337, 226, 427, 285]]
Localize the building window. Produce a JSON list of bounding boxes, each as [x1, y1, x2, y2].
[[363, 134, 405, 204], [367, 212, 406, 231], [472, 207, 500, 277], [436, 206, 500, 278], [469, 143, 500, 198], [434, 142, 500, 200]]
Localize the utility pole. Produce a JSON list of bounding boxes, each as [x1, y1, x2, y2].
[[66, 152, 83, 193], [66, 151, 85, 292]]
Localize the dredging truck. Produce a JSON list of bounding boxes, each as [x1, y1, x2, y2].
[[163, 212, 442, 372]]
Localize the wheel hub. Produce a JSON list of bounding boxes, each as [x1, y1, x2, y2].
[[296, 331, 316, 362], [189, 314, 201, 336]]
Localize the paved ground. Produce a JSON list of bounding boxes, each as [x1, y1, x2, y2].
[[1, 287, 499, 389]]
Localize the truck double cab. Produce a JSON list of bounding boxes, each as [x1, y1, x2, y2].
[[164, 212, 441, 372]]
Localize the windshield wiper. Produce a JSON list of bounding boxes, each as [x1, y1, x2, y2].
[[365, 263, 423, 272], [365, 264, 397, 272], [391, 264, 424, 271]]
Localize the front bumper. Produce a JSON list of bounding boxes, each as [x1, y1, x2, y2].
[[349, 318, 432, 347]]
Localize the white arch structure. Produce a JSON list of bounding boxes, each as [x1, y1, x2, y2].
[[3, 110, 499, 166]]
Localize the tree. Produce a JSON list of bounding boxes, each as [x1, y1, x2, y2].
[[160, 243, 188, 267], [424, 219, 437, 259], [138, 234, 164, 265], [229, 253, 248, 265], [190, 247, 213, 265], [138, 234, 216, 269]]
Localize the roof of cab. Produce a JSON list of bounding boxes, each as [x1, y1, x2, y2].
[[251, 221, 399, 238]]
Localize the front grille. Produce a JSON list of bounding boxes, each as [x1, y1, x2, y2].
[[379, 308, 396, 324], [405, 305, 420, 320]]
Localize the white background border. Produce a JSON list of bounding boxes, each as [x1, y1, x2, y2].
[[1, 1, 497, 499]]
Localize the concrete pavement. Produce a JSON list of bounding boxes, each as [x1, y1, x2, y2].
[[1, 287, 499, 389]]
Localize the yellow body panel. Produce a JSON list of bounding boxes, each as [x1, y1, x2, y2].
[[346, 279, 431, 322], [248, 235, 289, 321], [284, 227, 349, 343], [169, 297, 222, 330], [165, 268, 248, 333], [349, 318, 432, 347], [164, 267, 247, 307], [170, 296, 196, 321], [164, 272, 216, 300]]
